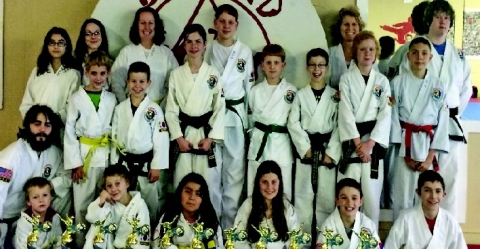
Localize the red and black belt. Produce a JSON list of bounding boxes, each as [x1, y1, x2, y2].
[[400, 121, 439, 171]]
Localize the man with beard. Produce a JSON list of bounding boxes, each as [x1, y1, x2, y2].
[[0, 105, 72, 248]]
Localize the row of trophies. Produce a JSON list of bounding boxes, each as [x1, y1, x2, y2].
[[26, 214, 379, 249]]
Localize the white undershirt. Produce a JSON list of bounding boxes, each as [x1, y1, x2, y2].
[[192, 73, 198, 81], [214, 42, 234, 67]]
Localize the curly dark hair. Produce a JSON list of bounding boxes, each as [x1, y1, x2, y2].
[[36, 27, 79, 76], [17, 105, 62, 149], [424, 0, 455, 30], [330, 6, 365, 46], [129, 6, 166, 45]]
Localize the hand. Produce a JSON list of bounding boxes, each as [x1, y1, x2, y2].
[[198, 138, 213, 151], [71, 166, 85, 183], [405, 159, 419, 171], [355, 143, 371, 163], [148, 169, 160, 183], [177, 137, 192, 152], [99, 190, 113, 207], [416, 155, 434, 172], [304, 148, 312, 159], [322, 154, 333, 165]]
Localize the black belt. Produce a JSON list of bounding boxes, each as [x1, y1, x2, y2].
[[253, 122, 288, 161], [449, 107, 467, 143], [119, 150, 153, 189], [170, 111, 216, 169], [338, 120, 384, 179]]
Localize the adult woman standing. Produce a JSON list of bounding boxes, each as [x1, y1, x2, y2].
[[111, 6, 178, 106], [328, 6, 364, 89]]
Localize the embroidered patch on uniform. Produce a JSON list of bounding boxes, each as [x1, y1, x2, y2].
[[373, 85, 383, 99], [284, 90, 296, 104], [458, 49, 465, 60], [388, 96, 395, 106], [237, 59, 246, 73], [159, 120, 168, 132], [43, 164, 52, 178], [432, 88, 442, 101], [221, 88, 225, 98], [139, 233, 150, 246], [331, 91, 341, 103], [0, 167, 13, 183], [207, 75, 218, 89], [145, 107, 156, 122], [249, 72, 255, 82]]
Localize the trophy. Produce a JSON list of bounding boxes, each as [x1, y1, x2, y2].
[[155, 215, 185, 249], [251, 225, 278, 249], [26, 214, 52, 249], [223, 222, 248, 249], [58, 215, 86, 249], [92, 213, 117, 248], [287, 224, 311, 249], [316, 227, 344, 249], [125, 216, 150, 249], [354, 228, 379, 249], [190, 222, 214, 249]]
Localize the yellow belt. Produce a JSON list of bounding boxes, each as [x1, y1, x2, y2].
[[177, 240, 216, 249], [79, 134, 125, 178]]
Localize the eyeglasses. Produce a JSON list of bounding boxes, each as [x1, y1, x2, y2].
[[308, 63, 328, 69], [85, 31, 101, 37], [48, 40, 66, 47]]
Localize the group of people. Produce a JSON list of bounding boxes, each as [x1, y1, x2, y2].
[[0, 0, 472, 248]]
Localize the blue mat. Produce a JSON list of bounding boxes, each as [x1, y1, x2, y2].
[[462, 102, 480, 121]]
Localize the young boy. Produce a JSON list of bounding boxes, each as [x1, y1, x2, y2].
[[247, 44, 296, 199], [204, 4, 255, 229], [287, 48, 341, 238], [316, 178, 381, 249], [111, 61, 169, 224], [385, 171, 467, 248], [390, 37, 449, 220], [337, 31, 391, 227], [14, 177, 62, 249], [64, 50, 117, 248]]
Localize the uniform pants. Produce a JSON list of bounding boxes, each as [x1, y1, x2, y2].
[[247, 160, 293, 201], [337, 160, 384, 227], [216, 125, 245, 230]]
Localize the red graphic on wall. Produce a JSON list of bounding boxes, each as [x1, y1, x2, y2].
[[380, 17, 414, 44]]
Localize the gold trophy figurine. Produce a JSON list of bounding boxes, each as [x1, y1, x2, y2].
[[354, 228, 379, 249], [316, 227, 344, 249], [125, 216, 150, 249], [159, 215, 185, 249], [190, 222, 214, 249], [251, 225, 278, 249], [26, 214, 53, 249], [93, 212, 117, 247], [287, 224, 311, 249], [223, 222, 248, 249], [58, 215, 86, 249]]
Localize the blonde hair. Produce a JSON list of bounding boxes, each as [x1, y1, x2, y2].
[[352, 31, 380, 64], [85, 50, 112, 72], [330, 5, 365, 45]]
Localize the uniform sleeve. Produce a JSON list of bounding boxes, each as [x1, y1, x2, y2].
[[132, 202, 151, 249], [63, 95, 83, 170], [450, 223, 468, 249], [58, 71, 81, 124], [85, 197, 111, 223], [316, 216, 333, 245], [165, 74, 183, 141], [0, 164, 14, 218], [384, 215, 407, 249], [151, 215, 163, 249], [151, 108, 169, 170], [387, 45, 406, 80], [110, 106, 120, 165], [243, 50, 255, 119], [325, 126, 342, 164], [19, 68, 38, 119], [208, 72, 226, 141], [233, 199, 252, 249], [159, 50, 180, 111], [111, 48, 129, 103], [369, 77, 392, 148], [390, 77, 402, 144], [215, 225, 224, 249], [285, 202, 300, 248], [458, 57, 473, 115], [287, 94, 311, 159], [247, 87, 256, 131], [430, 102, 450, 154], [14, 216, 30, 249], [49, 150, 72, 198], [338, 75, 360, 142]]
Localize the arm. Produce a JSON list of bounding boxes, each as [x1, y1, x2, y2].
[[287, 94, 311, 159], [233, 199, 252, 249], [165, 74, 183, 141], [458, 57, 473, 115], [159, 50, 180, 110], [208, 73, 226, 142], [14, 216, 30, 249], [49, 150, 72, 198], [325, 126, 342, 164], [389, 78, 402, 144], [244, 50, 255, 120], [337, 75, 360, 142], [132, 202, 151, 249], [63, 95, 83, 170], [111, 48, 129, 103], [384, 217, 406, 249], [451, 223, 468, 249], [215, 225, 224, 249], [19, 69, 37, 119], [369, 78, 392, 148], [285, 202, 300, 248], [151, 108, 170, 170], [85, 197, 111, 223], [430, 102, 450, 154], [58, 71, 80, 124], [110, 107, 120, 165], [151, 215, 164, 249]]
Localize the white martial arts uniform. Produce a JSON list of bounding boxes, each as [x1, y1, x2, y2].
[[165, 62, 225, 217], [111, 96, 170, 223], [64, 88, 117, 247], [337, 66, 391, 226], [19, 65, 81, 123], [84, 191, 150, 249], [0, 139, 72, 247], [205, 38, 254, 230], [247, 79, 297, 200], [390, 71, 450, 220], [233, 197, 299, 249], [152, 213, 223, 249], [317, 208, 381, 249], [13, 208, 62, 249], [385, 205, 467, 249], [287, 85, 341, 234], [111, 44, 179, 105]]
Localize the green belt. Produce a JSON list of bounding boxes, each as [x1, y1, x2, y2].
[[253, 122, 288, 161]]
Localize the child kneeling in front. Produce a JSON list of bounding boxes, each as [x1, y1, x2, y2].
[[84, 165, 150, 249], [14, 177, 62, 249], [152, 173, 223, 249], [385, 170, 467, 249], [316, 178, 381, 249], [234, 160, 299, 249]]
